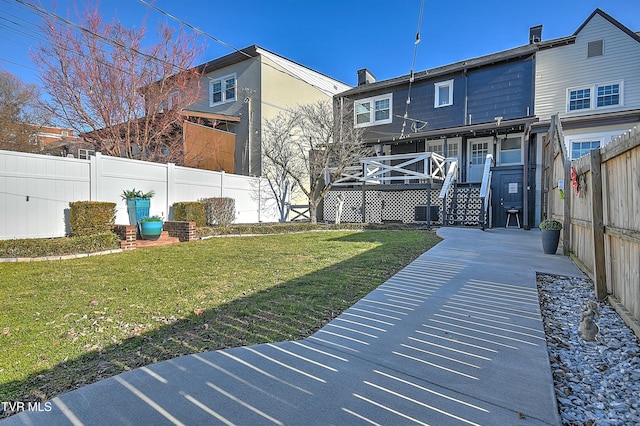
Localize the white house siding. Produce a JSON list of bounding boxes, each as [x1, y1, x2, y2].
[[535, 13, 640, 121]]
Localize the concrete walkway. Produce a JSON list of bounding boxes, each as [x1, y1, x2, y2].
[[3, 227, 585, 426]]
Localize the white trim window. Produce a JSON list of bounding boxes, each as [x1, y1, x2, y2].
[[570, 139, 601, 160], [499, 137, 523, 165], [434, 79, 454, 108], [78, 148, 95, 160], [209, 73, 236, 106], [354, 94, 393, 127], [567, 81, 622, 112]]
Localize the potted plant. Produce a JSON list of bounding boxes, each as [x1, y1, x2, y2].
[[138, 216, 164, 240], [121, 188, 155, 226], [540, 219, 563, 254]]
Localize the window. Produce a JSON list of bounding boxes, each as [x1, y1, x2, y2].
[[470, 141, 488, 165], [354, 94, 393, 127], [499, 137, 522, 164], [571, 140, 600, 159], [78, 149, 95, 160], [596, 84, 620, 107], [587, 40, 603, 58], [569, 87, 591, 111], [567, 82, 622, 112], [434, 80, 453, 107], [209, 74, 236, 106]]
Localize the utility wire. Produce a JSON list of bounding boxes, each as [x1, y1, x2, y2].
[[14, 0, 189, 73], [136, 0, 345, 98], [400, 0, 426, 139]]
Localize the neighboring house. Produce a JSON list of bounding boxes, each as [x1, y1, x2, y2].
[[36, 126, 95, 159], [533, 8, 640, 160], [331, 8, 638, 229], [184, 45, 351, 176], [334, 34, 539, 228]]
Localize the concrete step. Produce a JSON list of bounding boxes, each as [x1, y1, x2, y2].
[[134, 231, 180, 248]]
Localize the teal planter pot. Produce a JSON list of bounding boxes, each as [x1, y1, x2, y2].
[[126, 198, 151, 226], [138, 220, 163, 240]]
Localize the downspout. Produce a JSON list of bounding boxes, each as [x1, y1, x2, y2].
[[245, 96, 252, 175], [463, 68, 468, 125], [523, 126, 530, 230]]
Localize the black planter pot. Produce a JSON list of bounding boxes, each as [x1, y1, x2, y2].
[[541, 229, 561, 254]]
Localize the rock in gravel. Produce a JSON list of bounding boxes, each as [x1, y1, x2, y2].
[[537, 273, 640, 426]]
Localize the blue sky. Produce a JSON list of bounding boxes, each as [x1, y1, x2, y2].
[[1, 0, 639, 88]]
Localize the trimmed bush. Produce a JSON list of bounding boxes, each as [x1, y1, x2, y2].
[[201, 197, 235, 226], [0, 233, 120, 258], [172, 202, 206, 227], [69, 201, 116, 237]]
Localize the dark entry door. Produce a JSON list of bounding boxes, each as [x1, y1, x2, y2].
[[492, 168, 523, 227]]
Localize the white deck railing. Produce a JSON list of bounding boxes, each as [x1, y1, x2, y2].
[[332, 152, 448, 186]]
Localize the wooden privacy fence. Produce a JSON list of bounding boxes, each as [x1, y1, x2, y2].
[[545, 118, 640, 327]]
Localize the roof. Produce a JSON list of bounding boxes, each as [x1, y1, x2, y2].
[[181, 109, 241, 122], [339, 44, 538, 97], [195, 45, 351, 97], [339, 8, 639, 98], [574, 8, 640, 43]]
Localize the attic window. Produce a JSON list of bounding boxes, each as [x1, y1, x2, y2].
[[587, 40, 603, 58]]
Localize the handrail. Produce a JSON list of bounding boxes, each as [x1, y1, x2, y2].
[[479, 154, 494, 229], [438, 159, 458, 199]]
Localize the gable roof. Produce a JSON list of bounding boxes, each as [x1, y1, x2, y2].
[[574, 8, 640, 43], [196, 45, 351, 97]]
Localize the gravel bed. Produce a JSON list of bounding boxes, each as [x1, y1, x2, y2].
[[537, 273, 640, 426]]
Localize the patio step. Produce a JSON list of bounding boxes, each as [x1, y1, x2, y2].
[[119, 230, 181, 250], [134, 231, 180, 248]]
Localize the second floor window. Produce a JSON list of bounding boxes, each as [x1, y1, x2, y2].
[[569, 88, 591, 111], [596, 84, 620, 107], [354, 94, 393, 127], [568, 82, 622, 112], [434, 80, 454, 107], [210, 74, 236, 106]]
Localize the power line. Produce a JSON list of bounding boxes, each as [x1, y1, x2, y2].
[[400, 0, 426, 139], [14, 0, 189, 73], [0, 57, 39, 72], [136, 0, 345, 98]]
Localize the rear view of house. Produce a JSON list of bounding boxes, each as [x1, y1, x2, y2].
[[328, 8, 640, 230]]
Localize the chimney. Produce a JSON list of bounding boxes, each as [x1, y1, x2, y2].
[[357, 68, 376, 86], [529, 25, 543, 44]]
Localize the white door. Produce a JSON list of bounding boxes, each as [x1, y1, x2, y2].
[[468, 139, 489, 182]]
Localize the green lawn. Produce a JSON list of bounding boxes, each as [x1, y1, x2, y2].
[[0, 229, 439, 405]]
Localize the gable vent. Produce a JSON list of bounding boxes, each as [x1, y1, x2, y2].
[[588, 40, 604, 57]]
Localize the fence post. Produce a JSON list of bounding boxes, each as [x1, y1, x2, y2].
[[589, 149, 607, 300], [563, 160, 572, 255], [90, 152, 101, 201], [167, 163, 175, 220]]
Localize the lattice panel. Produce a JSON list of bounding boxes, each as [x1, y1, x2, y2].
[[324, 191, 363, 223], [325, 189, 443, 224]]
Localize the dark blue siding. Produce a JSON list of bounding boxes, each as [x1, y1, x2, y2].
[[466, 60, 533, 124], [351, 57, 534, 142]]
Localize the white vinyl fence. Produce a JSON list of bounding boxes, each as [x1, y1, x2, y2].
[[0, 150, 279, 240]]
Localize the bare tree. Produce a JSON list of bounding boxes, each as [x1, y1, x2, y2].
[[262, 112, 302, 222], [31, 2, 204, 164], [0, 71, 49, 152], [262, 100, 369, 224]]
